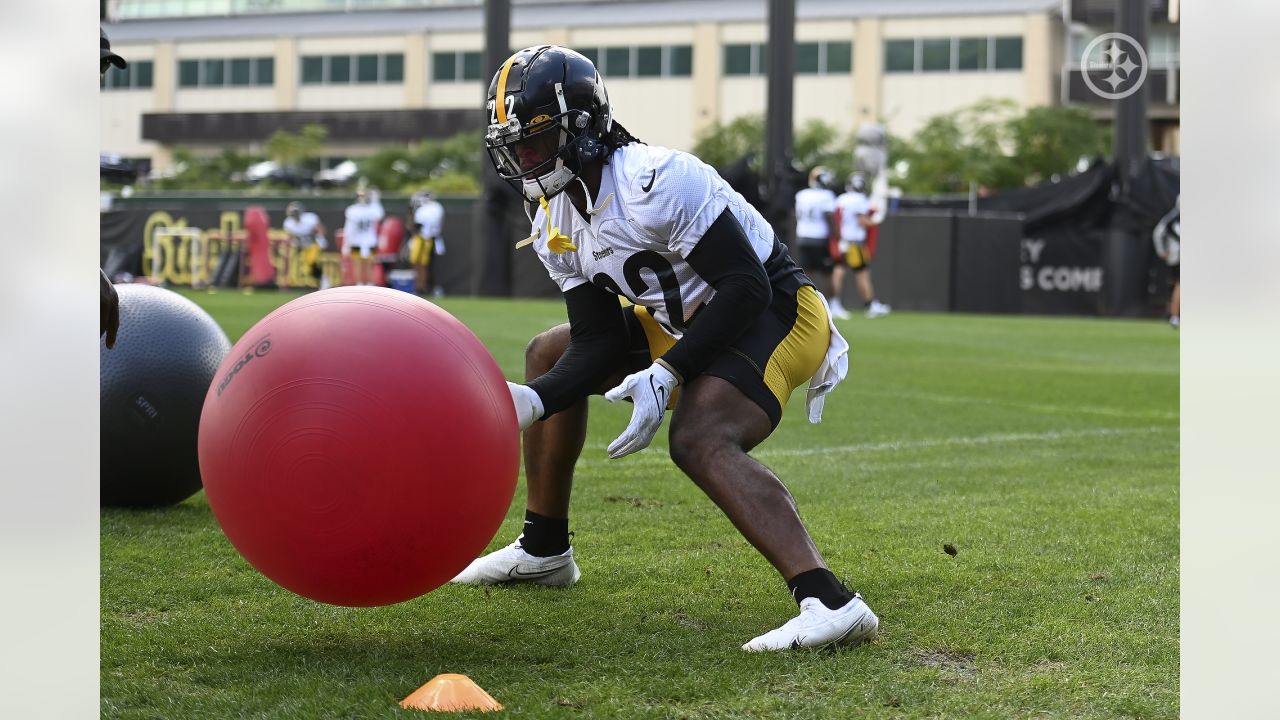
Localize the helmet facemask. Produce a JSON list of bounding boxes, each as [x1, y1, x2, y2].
[[486, 94, 595, 203]]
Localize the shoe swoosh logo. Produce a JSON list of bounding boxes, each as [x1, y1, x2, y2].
[[508, 566, 561, 579], [641, 169, 656, 193]]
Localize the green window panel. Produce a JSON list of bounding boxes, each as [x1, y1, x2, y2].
[[255, 57, 274, 85], [432, 52, 456, 82], [230, 58, 251, 86], [637, 46, 662, 77], [605, 47, 630, 77], [957, 37, 987, 71], [669, 45, 692, 76], [724, 44, 752, 76], [356, 54, 379, 83], [921, 38, 951, 71], [329, 55, 351, 83], [796, 42, 819, 74], [994, 36, 1023, 70], [301, 56, 324, 84], [884, 39, 915, 73], [384, 53, 403, 82], [178, 59, 200, 87], [462, 51, 482, 81], [826, 41, 852, 73]]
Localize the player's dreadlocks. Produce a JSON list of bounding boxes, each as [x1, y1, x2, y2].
[[604, 120, 643, 152]]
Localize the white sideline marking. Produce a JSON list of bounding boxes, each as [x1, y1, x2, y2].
[[576, 425, 1175, 466]]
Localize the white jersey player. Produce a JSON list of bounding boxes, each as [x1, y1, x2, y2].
[[831, 174, 889, 319], [452, 45, 878, 655], [342, 188, 384, 286]]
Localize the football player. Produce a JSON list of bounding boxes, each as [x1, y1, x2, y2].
[[451, 46, 878, 651], [342, 188, 384, 286], [832, 174, 890, 318], [283, 201, 328, 289], [409, 191, 445, 295], [794, 166, 842, 318]]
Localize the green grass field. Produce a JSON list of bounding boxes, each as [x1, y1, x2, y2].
[[101, 290, 1179, 719]]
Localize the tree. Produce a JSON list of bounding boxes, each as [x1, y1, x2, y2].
[[264, 123, 328, 169], [891, 99, 1108, 194]]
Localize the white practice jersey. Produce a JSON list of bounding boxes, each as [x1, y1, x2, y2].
[[531, 144, 778, 337], [794, 187, 836, 243], [835, 191, 870, 243], [283, 212, 322, 245], [414, 200, 444, 238], [344, 201, 384, 248]]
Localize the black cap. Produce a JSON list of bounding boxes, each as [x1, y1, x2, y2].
[[101, 29, 127, 69]]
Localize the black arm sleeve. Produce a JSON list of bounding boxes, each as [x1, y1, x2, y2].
[[527, 281, 631, 418], [659, 208, 772, 382]]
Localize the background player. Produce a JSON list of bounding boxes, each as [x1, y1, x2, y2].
[[342, 188, 384, 286], [451, 45, 876, 652], [794, 166, 843, 318], [283, 201, 328, 290], [409, 191, 446, 296], [833, 173, 890, 318]]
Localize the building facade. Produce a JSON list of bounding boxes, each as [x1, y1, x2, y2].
[[101, 0, 1179, 173]]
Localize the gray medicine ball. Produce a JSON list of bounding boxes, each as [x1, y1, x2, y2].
[[101, 285, 231, 508]]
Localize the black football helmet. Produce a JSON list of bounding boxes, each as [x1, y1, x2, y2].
[[847, 172, 868, 194], [484, 45, 613, 202]]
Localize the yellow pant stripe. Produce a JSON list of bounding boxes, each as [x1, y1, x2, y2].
[[762, 285, 830, 412]]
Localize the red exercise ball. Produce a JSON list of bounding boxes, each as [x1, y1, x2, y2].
[[197, 287, 518, 606]]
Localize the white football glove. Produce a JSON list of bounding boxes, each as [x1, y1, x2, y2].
[[435, 238, 446, 255], [603, 362, 679, 459], [507, 381, 545, 431]]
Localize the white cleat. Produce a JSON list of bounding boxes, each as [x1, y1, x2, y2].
[[865, 301, 891, 319], [450, 540, 581, 587], [742, 594, 879, 652]]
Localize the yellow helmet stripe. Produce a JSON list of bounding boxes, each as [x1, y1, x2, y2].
[[495, 54, 517, 124]]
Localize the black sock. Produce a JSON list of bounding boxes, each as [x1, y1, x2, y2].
[[519, 509, 570, 557], [787, 568, 854, 610]]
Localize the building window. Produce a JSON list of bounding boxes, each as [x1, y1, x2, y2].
[[724, 42, 767, 76], [384, 53, 404, 82], [431, 51, 483, 82], [993, 36, 1023, 70], [462, 51, 482, 81], [570, 45, 692, 78], [256, 57, 274, 85], [177, 57, 273, 88], [356, 54, 379, 83], [921, 38, 951, 72], [329, 55, 351, 83], [669, 45, 693, 76], [432, 52, 456, 82], [885, 36, 1022, 73], [102, 59, 154, 90], [957, 37, 988, 71], [302, 56, 324, 84], [796, 40, 852, 75], [230, 58, 252, 86], [203, 58, 225, 86], [884, 39, 915, 73], [604, 47, 631, 77], [826, 41, 852, 73], [302, 53, 406, 84], [636, 46, 662, 77]]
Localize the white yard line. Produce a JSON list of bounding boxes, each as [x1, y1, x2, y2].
[[572, 426, 1176, 468]]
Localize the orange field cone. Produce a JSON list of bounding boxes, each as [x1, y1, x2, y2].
[[400, 673, 503, 713]]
